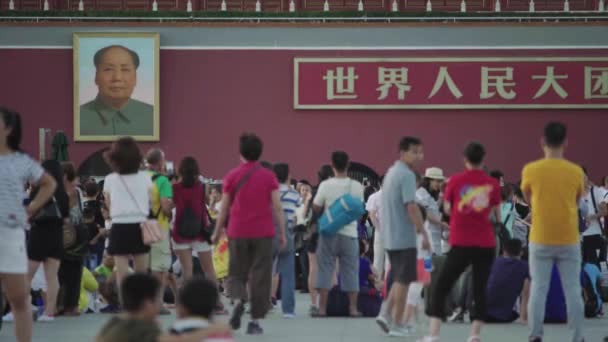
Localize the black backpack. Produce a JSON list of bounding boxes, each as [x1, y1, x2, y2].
[[176, 183, 206, 240], [178, 205, 203, 239]]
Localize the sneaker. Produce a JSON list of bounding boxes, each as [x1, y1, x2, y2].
[[37, 315, 55, 323], [448, 308, 465, 323], [375, 314, 391, 334], [246, 321, 264, 335], [529, 338, 542, 342], [283, 313, 296, 319], [2, 313, 14, 322], [388, 325, 416, 338], [230, 301, 245, 330], [417, 337, 440, 342]]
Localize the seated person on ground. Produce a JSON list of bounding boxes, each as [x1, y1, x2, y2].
[[96, 273, 232, 342], [485, 238, 529, 323], [96, 273, 162, 342], [359, 239, 379, 290], [94, 253, 121, 312], [581, 262, 604, 318], [327, 239, 382, 318], [171, 277, 232, 340], [94, 252, 115, 280], [79, 267, 99, 313]]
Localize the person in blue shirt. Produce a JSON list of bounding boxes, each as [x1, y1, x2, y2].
[[581, 262, 603, 318]]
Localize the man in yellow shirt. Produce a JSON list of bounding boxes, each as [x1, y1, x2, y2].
[[521, 122, 585, 342]]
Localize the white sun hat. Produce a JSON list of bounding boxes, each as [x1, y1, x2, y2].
[[424, 167, 445, 180]]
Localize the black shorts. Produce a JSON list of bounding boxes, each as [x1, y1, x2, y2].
[[28, 221, 64, 262], [306, 232, 319, 254], [387, 248, 417, 285], [108, 223, 150, 256]]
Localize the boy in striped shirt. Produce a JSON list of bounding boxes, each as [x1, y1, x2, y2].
[[273, 163, 301, 318]]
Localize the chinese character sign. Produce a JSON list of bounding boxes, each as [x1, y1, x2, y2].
[[293, 57, 608, 109]]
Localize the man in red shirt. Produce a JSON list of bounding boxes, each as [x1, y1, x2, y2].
[[211, 133, 286, 335], [419, 142, 501, 342]]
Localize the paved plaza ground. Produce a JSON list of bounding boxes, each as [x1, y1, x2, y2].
[[1, 294, 606, 342]]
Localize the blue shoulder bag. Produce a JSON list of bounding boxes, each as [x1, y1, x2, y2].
[[319, 180, 366, 237]]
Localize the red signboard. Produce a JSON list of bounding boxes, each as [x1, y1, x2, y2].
[[294, 57, 608, 109]]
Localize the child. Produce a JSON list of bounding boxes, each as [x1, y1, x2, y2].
[[94, 253, 120, 313], [400, 234, 428, 333], [170, 277, 220, 335], [212, 232, 229, 296], [383, 204, 428, 334], [82, 179, 106, 268]]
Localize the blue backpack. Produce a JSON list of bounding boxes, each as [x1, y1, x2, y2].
[[319, 180, 365, 237], [581, 263, 603, 318]]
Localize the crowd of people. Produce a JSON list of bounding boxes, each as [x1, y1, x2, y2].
[[0, 106, 607, 342]]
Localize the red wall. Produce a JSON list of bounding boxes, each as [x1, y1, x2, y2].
[[0, 48, 606, 183]]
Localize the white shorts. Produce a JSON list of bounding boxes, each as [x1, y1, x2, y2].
[[172, 239, 212, 254], [0, 228, 27, 274], [406, 282, 424, 308]]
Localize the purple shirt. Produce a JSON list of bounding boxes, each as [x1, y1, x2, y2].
[[485, 257, 529, 321]]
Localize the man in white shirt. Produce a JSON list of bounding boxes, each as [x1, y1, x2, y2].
[[366, 181, 387, 278], [582, 168, 608, 269], [312, 151, 364, 317]]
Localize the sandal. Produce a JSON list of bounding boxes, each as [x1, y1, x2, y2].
[[309, 306, 327, 318]]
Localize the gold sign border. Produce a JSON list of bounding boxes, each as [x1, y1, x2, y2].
[[293, 57, 608, 110]]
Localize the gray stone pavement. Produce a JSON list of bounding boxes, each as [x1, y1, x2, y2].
[[1, 294, 606, 342]]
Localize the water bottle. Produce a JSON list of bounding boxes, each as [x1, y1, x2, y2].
[[34, 294, 45, 319], [422, 250, 433, 272]]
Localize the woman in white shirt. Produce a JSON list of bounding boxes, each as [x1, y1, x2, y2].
[[103, 137, 154, 286], [416, 167, 449, 256]]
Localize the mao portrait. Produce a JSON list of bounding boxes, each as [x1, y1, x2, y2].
[[74, 33, 159, 142]]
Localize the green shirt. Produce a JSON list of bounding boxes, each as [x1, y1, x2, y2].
[[94, 265, 112, 278], [79, 96, 154, 137], [150, 171, 173, 230]]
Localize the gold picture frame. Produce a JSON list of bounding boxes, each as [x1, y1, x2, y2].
[[73, 32, 160, 142]]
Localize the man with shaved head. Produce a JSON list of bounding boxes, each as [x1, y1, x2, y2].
[[79, 45, 154, 137]]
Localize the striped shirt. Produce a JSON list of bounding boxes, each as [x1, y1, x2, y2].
[[279, 184, 301, 230], [0, 153, 44, 230]]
